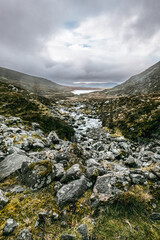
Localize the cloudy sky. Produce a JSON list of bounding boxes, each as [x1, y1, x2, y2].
[[0, 0, 160, 87]]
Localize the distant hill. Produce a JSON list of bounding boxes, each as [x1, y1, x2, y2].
[[0, 67, 73, 98], [104, 61, 160, 96]]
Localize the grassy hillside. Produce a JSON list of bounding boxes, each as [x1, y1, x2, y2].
[[0, 81, 74, 140], [0, 67, 73, 98]]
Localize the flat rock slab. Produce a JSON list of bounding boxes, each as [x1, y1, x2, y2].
[[0, 153, 30, 181]]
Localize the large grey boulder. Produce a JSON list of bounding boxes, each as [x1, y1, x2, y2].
[[17, 228, 33, 240], [56, 176, 88, 207], [60, 164, 82, 183], [0, 153, 30, 181], [0, 189, 9, 209], [92, 172, 129, 202], [21, 160, 53, 190], [3, 218, 18, 236]]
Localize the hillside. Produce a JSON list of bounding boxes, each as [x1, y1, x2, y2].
[[104, 61, 160, 96], [0, 67, 73, 98]]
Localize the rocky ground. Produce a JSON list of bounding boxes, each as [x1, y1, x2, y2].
[[0, 97, 160, 239]]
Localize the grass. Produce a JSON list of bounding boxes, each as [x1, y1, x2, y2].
[[98, 92, 160, 141], [0, 81, 75, 140], [92, 186, 160, 240]]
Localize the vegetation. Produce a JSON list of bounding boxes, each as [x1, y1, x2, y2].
[[0, 81, 75, 140], [92, 185, 160, 240], [98, 92, 160, 141]]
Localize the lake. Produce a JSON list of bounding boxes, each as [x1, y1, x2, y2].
[[72, 90, 99, 95]]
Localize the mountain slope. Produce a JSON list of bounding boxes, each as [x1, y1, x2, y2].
[[104, 61, 160, 96], [0, 67, 73, 98]]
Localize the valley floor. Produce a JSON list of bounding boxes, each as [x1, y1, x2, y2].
[[0, 92, 160, 239]]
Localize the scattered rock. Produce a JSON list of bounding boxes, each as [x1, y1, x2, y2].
[[17, 228, 33, 240], [3, 218, 19, 236], [0, 189, 9, 209], [125, 156, 139, 168], [77, 224, 89, 240], [60, 164, 82, 183], [11, 186, 25, 193]]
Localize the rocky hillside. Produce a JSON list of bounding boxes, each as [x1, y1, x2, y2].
[[104, 61, 160, 96], [0, 67, 74, 98], [0, 96, 160, 239]]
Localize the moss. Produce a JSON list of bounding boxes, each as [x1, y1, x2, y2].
[[29, 160, 52, 176]]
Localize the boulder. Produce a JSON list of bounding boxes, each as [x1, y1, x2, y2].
[[92, 173, 129, 202], [0, 189, 9, 209], [60, 234, 76, 240], [3, 218, 18, 236], [60, 164, 82, 183], [77, 224, 89, 240], [21, 160, 53, 190], [0, 153, 30, 181], [86, 159, 100, 167], [125, 156, 140, 168], [56, 176, 88, 207], [54, 163, 65, 180], [17, 228, 33, 240]]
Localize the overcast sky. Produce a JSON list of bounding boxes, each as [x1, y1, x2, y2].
[[0, 0, 160, 87]]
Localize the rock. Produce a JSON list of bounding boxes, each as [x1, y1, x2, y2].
[[32, 122, 40, 130], [105, 151, 115, 161], [54, 163, 65, 180], [55, 152, 69, 163], [56, 176, 88, 207], [149, 212, 160, 221], [125, 156, 139, 168], [86, 158, 100, 167], [21, 161, 53, 190], [60, 234, 76, 240], [17, 228, 33, 240], [11, 186, 25, 193], [150, 164, 160, 179], [47, 131, 60, 144], [0, 189, 9, 209], [0, 153, 30, 181], [92, 173, 128, 202], [3, 218, 18, 236], [77, 224, 89, 240], [130, 173, 146, 185], [60, 164, 82, 183]]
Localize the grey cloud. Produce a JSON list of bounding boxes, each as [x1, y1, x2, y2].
[[0, 0, 159, 86]]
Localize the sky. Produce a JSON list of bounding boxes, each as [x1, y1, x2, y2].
[[0, 0, 160, 88]]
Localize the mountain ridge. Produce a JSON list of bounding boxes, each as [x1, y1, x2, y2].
[[104, 61, 160, 96], [0, 67, 73, 98]]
